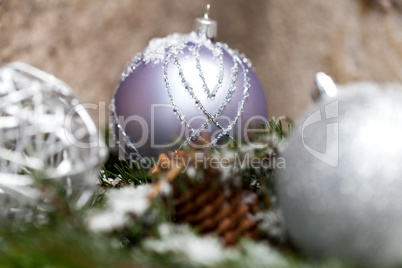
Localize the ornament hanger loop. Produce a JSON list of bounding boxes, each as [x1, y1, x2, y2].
[[204, 4, 211, 19]]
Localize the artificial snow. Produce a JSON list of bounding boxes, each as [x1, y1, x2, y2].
[[143, 32, 200, 64], [88, 210, 128, 233], [158, 180, 172, 195], [237, 240, 288, 267], [185, 166, 197, 179], [143, 223, 234, 266], [88, 185, 152, 232], [143, 223, 290, 267], [256, 210, 286, 242], [108, 185, 151, 215], [142, 31, 223, 65]]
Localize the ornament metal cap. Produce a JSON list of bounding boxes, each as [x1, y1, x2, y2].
[[194, 4, 217, 39], [312, 72, 338, 101]]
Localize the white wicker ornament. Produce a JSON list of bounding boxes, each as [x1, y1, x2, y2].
[[0, 62, 107, 218]]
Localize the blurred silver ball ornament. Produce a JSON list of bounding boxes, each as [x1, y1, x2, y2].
[[110, 5, 267, 159], [0, 62, 107, 218], [276, 77, 402, 267]]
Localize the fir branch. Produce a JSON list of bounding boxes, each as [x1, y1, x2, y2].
[[0, 120, 359, 268], [99, 152, 151, 187]]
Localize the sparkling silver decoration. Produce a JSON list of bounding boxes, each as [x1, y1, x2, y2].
[[276, 82, 402, 267], [0, 62, 107, 218], [111, 54, 145, 160], [194, 42, 224, 99], [164, 39, 249, 147]]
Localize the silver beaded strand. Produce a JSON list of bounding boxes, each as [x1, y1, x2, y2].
[[194, 42, 224, 99], [163, 38, 250, 148]]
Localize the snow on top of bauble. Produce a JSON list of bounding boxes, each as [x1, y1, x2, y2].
[[143, 32, 210, 64]]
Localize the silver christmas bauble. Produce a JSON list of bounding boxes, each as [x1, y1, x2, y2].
[[276, 83, 402, 267]]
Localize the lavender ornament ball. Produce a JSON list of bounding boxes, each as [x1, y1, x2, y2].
[[111, 9, 267, 159]]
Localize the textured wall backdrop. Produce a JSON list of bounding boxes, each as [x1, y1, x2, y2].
[[1, 0, 402, 126]]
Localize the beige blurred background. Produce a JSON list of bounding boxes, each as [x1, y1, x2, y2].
[[1, 0, 402, 126]]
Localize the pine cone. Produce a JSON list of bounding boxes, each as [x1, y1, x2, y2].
[[173, 178, 260, 245], [148, 149, 263, 246]]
